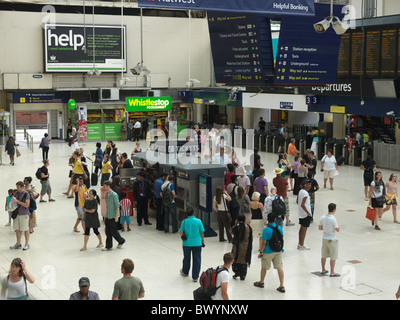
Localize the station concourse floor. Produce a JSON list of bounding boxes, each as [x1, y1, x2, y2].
[[0, 132, 399, 301]]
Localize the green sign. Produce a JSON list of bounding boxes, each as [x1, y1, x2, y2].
[[87, 123, 102, 141], [126, 96, 172, 112], [104, 123, 122, 140]]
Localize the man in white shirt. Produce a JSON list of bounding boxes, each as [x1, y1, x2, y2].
[[319, 203, 340, 277], [133, 120, 141, 142], [236, 167, 250, 194], [297, 179, 312, 250], [211, 252, 234, 300], [263, 187, 284, 227], [212, 147, 230, 165]]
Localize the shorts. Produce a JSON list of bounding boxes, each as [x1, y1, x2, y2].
[[284, 196, 290, 217], [364, 175, 373, 187], [40, 180, 52, 196], [261, 252, 283, 270], [299, 216, 311, 228], [76, 207, 84, 220], [321, 239, 338, 260], [371, 198, 384, 208], [323, 170, 335, 179], [13, 214, 30, 232], [120, 216, 131, 225]]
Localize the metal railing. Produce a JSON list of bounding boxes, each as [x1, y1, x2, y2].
[[23, 128, 34, 152]]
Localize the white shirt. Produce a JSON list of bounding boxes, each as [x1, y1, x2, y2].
[[134, 122, 141, 129], [319, 214, 339, 240], [213, 195, 228, 211], [238, 175, 250, 192], [322, 155, 336, 171], [212, 153, 230, 165], [210, 266, 229, 300], [370, 180, 384, 198], [263, 194, 284, 224], [298, 189, 311, 219]]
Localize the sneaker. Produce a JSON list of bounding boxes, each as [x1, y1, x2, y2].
[[5, 222, 11, 226], [297, 245, 310, 250], [102, 247, 112, 251], [10, 243, 22, 250], [193, 279, 198, 283], [40, 200, 47, 203], [49, 199, 56, 202], [180, 269, 188, 277], [286, 221, 295, 226], [117, 240, 125, 249], [23, 245, 30, 251]]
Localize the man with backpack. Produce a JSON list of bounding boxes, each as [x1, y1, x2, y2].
[[254, 213, 285, 293], [161, 176, 178, 233], [262, 187, 285, 228]]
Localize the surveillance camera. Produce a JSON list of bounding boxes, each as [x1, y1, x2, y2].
[[331, 17, 348, 35], [190, 78, 200, 84], [387, 111, 395, 116], [313, 17, 332, 33]]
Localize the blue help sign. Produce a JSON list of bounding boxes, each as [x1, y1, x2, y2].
[[274, 3, 344, 85], [138, 0, 315, 16]]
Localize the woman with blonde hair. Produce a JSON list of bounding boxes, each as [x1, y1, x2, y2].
[[1, 258, 34, 300], [382, 173, 399, 223], [249, 191, 264, 252], [212, 186, 232, 242]]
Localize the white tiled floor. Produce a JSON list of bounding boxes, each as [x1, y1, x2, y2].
[[1, 131, 399, 300]]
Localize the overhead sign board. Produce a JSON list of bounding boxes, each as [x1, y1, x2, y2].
[[44, 24, 126, 73], [274, 3, 344, 85], [126, 97, 172, 112], [138, 0, 315, 16]]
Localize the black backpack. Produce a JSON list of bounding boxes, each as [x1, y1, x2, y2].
[[268, 224, 284, 252], [35, 167, 42, 180], [271, 195, 286, 217], [228, 185, 239, 209]]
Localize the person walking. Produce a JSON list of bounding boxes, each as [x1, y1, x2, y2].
[[382, 173, 399, 223], [69, 127, 79, 151], [154, 173, 168, 231], [162, 176, 178, 233], [179, 207, 205, 282], [5, 136, 16, 165], [1, 258, 34, 300], [273, 167, 294, 226], [210, 252, 234, 300], [287, 138, 300, 166], [254, 213, 285, 293], [277, 123, 288, 153], [297, 179, 312, 250], [69, 277, 100, 300], [10, 181, 31, 251], [361, 155, 376, 201], [99, 154, 113, 186], [102, 181, 125, 251], [369, 171, 386, 231], [72, 177, 88, 233], [92, 142, 103, 175], [81, 189, 103, 251], [133, 171, 152, 226], [319, 203, 340, 277], [39, 159, 55, 203], [212, 186, 232, 243], [112, 258, 145, 300], [249, 191, 264, 252], [231, 215, 253, 281], [39, 133, 51, 160], [321, 149, 338, 190]]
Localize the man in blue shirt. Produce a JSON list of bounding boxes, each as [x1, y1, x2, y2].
[[179, 207, 205, 282], [254, 213, 285, 293], [154, 173, 167, 231]]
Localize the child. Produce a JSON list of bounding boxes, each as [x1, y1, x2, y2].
[[119, 192, 132, 232], [319, 203, 340, 277], [5, 189, 15, 226], [73, 177, 88, 233]]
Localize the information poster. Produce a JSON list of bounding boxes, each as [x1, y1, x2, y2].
[[104, 123, 122, 140], [198, 174, 212, 212], [87, 123, 102, 141], [77, 105, 87, 141], [44, 24, 126, 73]]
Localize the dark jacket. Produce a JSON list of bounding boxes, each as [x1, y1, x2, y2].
[[133, 179, 151, 201]]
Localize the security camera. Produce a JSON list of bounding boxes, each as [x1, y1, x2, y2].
[[332, 17, 348, 35], [387, 111, 395, 116], [190, 78, 200, 84], [313, 17, 332, 33]]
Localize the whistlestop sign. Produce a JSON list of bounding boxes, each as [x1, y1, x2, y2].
[[126, 97, 172, 112]]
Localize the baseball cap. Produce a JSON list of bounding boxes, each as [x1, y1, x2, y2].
[[79, 277, 90, 287]]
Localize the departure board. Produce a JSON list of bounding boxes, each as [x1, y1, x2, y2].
[[365, 30, 381, 77], [337, 24, 400, 78], [351, 31, 364, 76], [381, 28, 397, 77], [337, 32, 350, 77]]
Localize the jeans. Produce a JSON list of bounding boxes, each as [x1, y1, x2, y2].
[[182, 246, 202, 280], [164, 203, 177, 233], [155, 198, 164, 230]]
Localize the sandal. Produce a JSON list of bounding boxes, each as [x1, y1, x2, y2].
[[253, 281, 264, 288], [329, 274, 340, 277], [277, 287, 286, 293]]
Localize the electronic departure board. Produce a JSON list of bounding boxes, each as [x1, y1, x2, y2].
[[336, 24, 400, 79], [208, 11, 274, 85]]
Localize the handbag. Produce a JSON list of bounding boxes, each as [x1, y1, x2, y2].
[[16, 148, 21, 157], [366, 206, 375, 221], [11, 208, 19, 219]]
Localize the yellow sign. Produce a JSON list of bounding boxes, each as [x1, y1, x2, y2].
[[20, 97, 26, 103], [330, 105, 345, 113]]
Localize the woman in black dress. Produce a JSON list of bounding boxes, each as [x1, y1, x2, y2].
[[81, 189, 103, 251]]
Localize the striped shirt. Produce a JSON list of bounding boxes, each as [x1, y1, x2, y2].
[[119, 198, 131, 217]]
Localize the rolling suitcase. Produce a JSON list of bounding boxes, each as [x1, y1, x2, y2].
[[91, 164, 98, 186]]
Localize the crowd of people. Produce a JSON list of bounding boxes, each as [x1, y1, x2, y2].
[[2, 124, 399, 301]]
